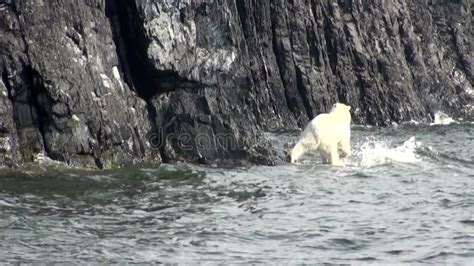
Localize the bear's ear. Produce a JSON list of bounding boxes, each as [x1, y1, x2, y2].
[[346, 105, 351, 111]]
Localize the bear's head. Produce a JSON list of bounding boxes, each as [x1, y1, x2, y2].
[[330, 103, 351, 113], [329, 103, 351, 122]]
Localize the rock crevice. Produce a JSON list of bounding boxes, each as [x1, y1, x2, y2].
[[0, 0, 472, 167]]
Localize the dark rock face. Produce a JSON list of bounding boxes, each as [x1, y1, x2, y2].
[[0, 0, 472, 167], [0, 1, 159, 168], [0, 68, 19, 166]]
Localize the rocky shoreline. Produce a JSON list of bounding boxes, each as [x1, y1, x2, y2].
[[0, 0, 472, 168]]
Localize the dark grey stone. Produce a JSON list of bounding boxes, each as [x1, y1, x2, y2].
[[0, 0, 472, 167], [0, 1, 160, 168]]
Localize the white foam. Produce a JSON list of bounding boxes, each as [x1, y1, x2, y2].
[[355, 137, 421, 168], [402, 120, 420, 125], [0, 199, 14, 207], [431, 111, 458, 125], [34, 153, 56, 164], [33, 153, 68, 168]]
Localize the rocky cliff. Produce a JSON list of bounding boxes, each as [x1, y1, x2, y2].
[[0, 0, 472, 168]]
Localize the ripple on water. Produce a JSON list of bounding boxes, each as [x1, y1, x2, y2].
[[0, 124, 473, 263]]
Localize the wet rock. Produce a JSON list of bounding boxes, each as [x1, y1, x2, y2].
[[128, 0, 472, 163], [0, 1, 160, 168], [0, 74, 20, 167], [0, 0, 472, 167]]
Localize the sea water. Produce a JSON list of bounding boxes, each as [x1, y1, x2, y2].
[[0, 123, 473, 263]]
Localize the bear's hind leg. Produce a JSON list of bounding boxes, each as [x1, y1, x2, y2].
[[319, 150, 330, 164], [339, 137, 351, 158]]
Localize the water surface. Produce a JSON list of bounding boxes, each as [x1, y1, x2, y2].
[[0, 123, 473, 263]]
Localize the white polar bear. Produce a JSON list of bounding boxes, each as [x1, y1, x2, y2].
[[289, 103, 351, 165]]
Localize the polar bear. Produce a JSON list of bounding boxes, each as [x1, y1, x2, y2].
[[289, 103, 351, 165]]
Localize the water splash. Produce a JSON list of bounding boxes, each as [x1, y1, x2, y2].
[[354, 137, 421, 167], [431, 111, 458, 125], [1, 125, 473, 264]]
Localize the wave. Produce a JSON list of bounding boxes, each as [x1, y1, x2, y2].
[[416, 145, 474, 168], [352, 137, 421, 168], [430, 111, 458, 126]]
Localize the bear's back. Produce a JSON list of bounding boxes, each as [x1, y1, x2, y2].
[[308, 107, 350, 138]]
